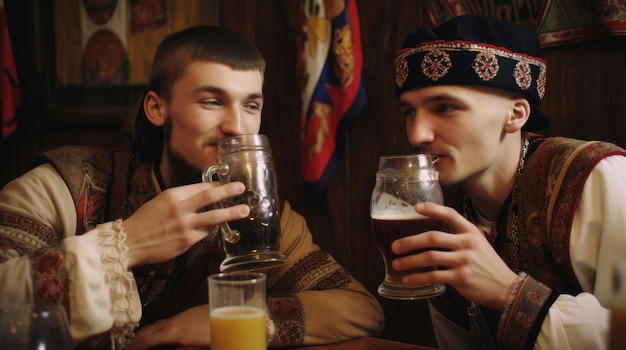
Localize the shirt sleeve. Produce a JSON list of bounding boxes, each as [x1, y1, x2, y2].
[[265, 200, 384, 347], [533, 155, 625, 349], [0, 164, 141, 347]]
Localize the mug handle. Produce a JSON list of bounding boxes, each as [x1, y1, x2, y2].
[[202, 164, 241, 244]]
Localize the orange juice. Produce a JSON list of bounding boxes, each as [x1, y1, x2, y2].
[[210, 306, 266, 350]]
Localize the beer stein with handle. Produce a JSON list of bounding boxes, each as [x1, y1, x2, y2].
[[203, 134, 287, 272]]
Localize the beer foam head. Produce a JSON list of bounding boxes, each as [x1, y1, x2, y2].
[[371, 192, 423, 218]]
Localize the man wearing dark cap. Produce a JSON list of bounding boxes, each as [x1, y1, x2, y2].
[[389, 15, 626, 349]]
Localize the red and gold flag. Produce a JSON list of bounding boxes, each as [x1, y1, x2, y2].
[[299, 0, 365, 202]]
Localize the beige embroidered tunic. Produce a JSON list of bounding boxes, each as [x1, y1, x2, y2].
[[0, 146, 384, 348]]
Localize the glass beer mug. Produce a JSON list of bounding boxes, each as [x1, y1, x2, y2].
[[370, 154, 446, 300], [203, 134, 287, 272]]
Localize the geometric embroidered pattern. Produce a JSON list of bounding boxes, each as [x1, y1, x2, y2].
[[472, 51, 499, 81], [395, 41, 547, 100]]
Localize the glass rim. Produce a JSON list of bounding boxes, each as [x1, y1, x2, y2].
[[208, 271, 267, 283], [378, 153, 433, 160], [376, 153, 438, 178], [378, 153, 436, 166]]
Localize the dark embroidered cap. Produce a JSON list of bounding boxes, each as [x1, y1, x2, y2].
[[394, 15, 550, 131]]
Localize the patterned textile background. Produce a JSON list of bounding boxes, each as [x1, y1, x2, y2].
[[54, 0, 203, 86], [423, 0, 626, 47]]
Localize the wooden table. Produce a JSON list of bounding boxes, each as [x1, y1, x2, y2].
[[286, 337, 436, 349], [157, 337, 436, 349]]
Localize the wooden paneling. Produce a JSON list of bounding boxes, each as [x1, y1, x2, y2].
[[541, 36, 626, 147], [2, 0, 626, 348]]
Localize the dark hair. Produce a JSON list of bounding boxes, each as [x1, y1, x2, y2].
[[123, 26, 266, 161]]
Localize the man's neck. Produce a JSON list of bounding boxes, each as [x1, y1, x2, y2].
[[463, 137, 525, 221]]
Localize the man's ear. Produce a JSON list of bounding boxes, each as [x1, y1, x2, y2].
[[144, 91, 167, 126], [505, 98, 531, 133]]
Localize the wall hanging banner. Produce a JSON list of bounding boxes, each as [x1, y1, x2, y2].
[[299, 0, 366, 203], [423, 0, 626, 47], [0, 0, 20, 139], [79, 0, 128, 86], [537, 0, 626, 46], [55, 0, 202, 87]]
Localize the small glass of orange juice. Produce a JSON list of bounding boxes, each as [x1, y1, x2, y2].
[[209, 272, 267, 350]]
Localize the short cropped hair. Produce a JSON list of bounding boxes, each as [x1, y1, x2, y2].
[[124, 26, 266, 162]]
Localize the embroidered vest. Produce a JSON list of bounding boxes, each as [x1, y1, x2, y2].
[[36, 146, 225, 326], [431, 136, 626, 347], [36, 145, 134, 233]]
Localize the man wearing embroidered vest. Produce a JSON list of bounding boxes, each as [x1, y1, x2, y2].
[[0, 26, 383, 349], [390, 15, 626, 349]]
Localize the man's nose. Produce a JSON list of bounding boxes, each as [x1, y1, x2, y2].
[[220, 107, 245, 135], [407, 116, 435, 147]]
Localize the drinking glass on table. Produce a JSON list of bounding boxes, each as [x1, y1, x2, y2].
[[370, 154, 446, 300], [209, 272, 267, 350], [0, 302, 73, 349]]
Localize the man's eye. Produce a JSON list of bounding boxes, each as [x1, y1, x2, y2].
[[436, 104, 455, 113], [401, 108, 416, 120], [202, 99, 220, 106], [245, 102, 262, 111]]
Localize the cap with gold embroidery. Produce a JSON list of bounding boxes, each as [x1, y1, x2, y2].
[[394, 15, 549, 131]]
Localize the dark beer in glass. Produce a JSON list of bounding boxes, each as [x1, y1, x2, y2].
[[370, 154, 445, 299]]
